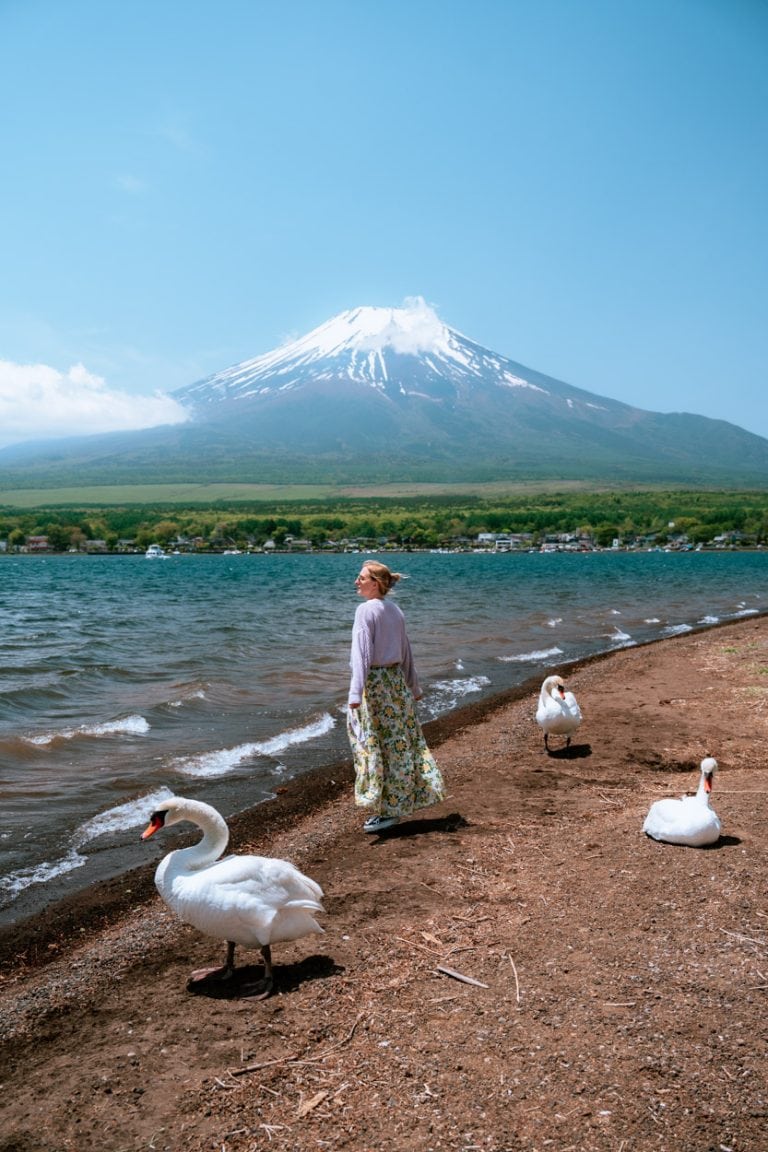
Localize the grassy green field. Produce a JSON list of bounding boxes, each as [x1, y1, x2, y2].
[[1, 484, 766, 551], [0, 478, 672, 509]]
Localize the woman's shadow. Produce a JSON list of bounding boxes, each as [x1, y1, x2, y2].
[[371, 812, 468, 841]]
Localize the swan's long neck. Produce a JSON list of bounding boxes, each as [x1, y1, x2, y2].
[[541, 678, 557, 703], [176, 803, 229, 868], [696, 771, 713, 804]]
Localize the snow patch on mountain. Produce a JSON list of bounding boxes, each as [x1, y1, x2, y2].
[[176, 296, 550, 407]]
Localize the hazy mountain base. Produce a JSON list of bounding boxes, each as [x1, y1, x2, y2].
[[1, 391, 767, 490]]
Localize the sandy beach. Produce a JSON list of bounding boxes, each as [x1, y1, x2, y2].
[[2, 615, 767, 1152]]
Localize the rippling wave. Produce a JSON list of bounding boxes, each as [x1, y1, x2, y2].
[[0, 549, 765, 914]]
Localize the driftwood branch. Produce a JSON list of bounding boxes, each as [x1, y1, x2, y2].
[[507, 953, 521, 1003], [435, 964, 488, 989]]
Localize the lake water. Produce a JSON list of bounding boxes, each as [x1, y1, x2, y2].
[[1, 549, 765, 921]]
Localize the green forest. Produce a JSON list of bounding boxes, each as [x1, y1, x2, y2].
[[1, 489, 767, 552]]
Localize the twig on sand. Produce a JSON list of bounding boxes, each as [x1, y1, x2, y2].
[[229, 1052, 302, 1076], [435, 964, 489, 989], [395, 934, 443, 955], [506, 953, 521, 1003], [299, 1012, 364, 1062], [296, 1089, 329, 1118], [230, 1012, 364, 1077], [719, 927, 767, 948], [597, 790, 625, 807]]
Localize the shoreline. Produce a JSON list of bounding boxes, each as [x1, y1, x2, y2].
[[3, 612, 768, 1151], [0, 670, 544, 971], [3, 610, 763, 974]]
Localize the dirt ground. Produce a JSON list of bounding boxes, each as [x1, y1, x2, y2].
[[1, 617, 768, 1152]]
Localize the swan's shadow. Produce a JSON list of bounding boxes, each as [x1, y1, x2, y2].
[[645, 833, 742, 851], [187, 953, 343, 999], [546, 742, 592, 760], [372, 812, 469, 841]]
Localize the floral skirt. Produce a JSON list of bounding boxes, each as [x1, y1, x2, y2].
[[347, 665, 445, 818]]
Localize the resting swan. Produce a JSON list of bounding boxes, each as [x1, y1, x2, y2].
[[643, 757, 721, 847], [142, 795, 324, 997], [536, 674, 582, 750]]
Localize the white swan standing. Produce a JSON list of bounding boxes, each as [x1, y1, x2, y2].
[[643, 757, 721, 847], [536, 674, 582, 750], [142, 796, 324, 997]]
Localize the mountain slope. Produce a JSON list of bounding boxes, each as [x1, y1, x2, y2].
[[1, 300, 766, 487]]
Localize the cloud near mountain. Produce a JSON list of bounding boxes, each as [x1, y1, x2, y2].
[[0, 359, 189, 449], [0, 301, 766, 488]]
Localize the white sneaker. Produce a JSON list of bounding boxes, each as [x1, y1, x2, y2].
[[363, 814, 400, 833]]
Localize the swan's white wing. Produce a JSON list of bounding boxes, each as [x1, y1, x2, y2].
[[643, 796, 721, 847], [537, 692, 581, 735], [163, 854, 324, 946], [562, 691, 582, 721]]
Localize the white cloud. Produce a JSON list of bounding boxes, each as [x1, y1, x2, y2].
[[0, 360, 190, 449], [360, 295, 449, 356]]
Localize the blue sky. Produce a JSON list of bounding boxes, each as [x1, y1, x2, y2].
[[0, 0, 766, 447]]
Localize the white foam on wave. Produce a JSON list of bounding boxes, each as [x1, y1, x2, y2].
[[498, 646, 563, 664], [698, 615, 720, 625], [421, 675, 491, 718], [173, 712, 336, 778], [607, 628, 636, 648], [662, 623, 693, 636], [23, 714, 150, 746], [74, 786, 176, 847], [431, 675, 491, 698], [733, 608, 759, 617], [168, 689, 206, 708], [644, 617, 661, 624], [0, 786, 176, 906], [547, 617, 562, 627], [0, 849, 87, 903]]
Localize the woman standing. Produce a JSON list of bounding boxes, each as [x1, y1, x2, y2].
[[347, 560, 445, 833]]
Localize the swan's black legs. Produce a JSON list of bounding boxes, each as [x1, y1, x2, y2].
[[253, 944, 274, 1000], [187, 940, 275, 998], [188, 939, 237, 986]]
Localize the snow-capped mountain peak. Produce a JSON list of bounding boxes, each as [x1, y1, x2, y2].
[[176, 296, 542, 406], [296, 297, 452, 357]]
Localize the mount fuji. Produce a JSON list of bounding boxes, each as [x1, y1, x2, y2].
[[1, 299, 767, 487]]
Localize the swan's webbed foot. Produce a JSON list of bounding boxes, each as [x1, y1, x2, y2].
[[243, 973, 274, 1000], [187, 941, 237, 988], [239, 945, 275, 999], [187, 964, 234, 987]]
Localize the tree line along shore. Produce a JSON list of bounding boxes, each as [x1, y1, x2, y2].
[[1, 488, 767, 554]]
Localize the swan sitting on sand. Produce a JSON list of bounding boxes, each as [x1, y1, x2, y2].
[[536, 674, 582, 750], [643, 757, 721, 847], [142, 796, 324, 997]]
